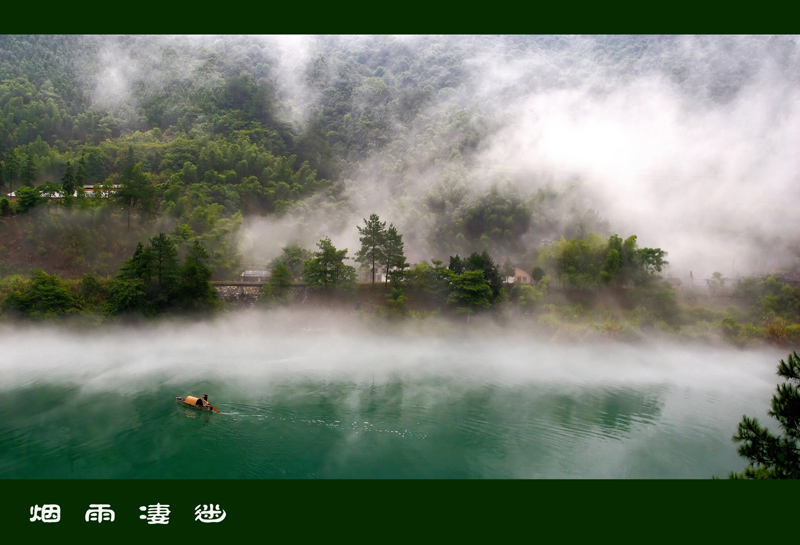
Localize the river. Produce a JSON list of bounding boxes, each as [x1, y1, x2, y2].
[[0, 310, 785, 478]]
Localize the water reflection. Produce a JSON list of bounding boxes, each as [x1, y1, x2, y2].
[[0, 322, 780, 478]]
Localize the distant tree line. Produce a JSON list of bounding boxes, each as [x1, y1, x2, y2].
[[537, 233, 668, 290], [261, 213, 546, 319], [0, 233, 217, 320]]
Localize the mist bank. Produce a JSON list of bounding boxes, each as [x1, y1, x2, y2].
[[0, 307, 786, 393], [2, 306, 790, 478]]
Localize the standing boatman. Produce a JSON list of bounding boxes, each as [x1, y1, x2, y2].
[[202, 393, 220, 414]]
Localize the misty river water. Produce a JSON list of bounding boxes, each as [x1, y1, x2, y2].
[[0, 310, 786, 479]]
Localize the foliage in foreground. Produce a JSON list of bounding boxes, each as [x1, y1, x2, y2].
[[729, 351, 800, 479]]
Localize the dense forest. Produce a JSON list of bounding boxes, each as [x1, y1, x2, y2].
[[1, 35, 799, 344]]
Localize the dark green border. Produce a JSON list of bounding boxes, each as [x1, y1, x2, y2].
[[2, 20, 798, 538], [0, 3, 794, 33], [5, 479, 798, 537]]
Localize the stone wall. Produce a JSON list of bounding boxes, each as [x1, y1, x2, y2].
[[215, 285, 313, 309], [215, 285, 261, 309]]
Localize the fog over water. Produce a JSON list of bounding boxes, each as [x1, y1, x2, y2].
[[0, 311, 788, 478], [0, 311, 784, 391], [3, 35, 797, 478]]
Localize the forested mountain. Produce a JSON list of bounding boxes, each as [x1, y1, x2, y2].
[[1, 35, 799, 279]]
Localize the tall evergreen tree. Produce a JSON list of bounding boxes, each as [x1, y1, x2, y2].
[[113, 236, 216, 315], [75, 155, 87, 201], [112, 242, 153, 315], [3, 153, 19, 196], [121, 145, 136, 177], [175, 240, 217, 310], [118, 242, 154, 283], [148, 233, 180, 295], [76, 156, 86, 187], [382, 224, 408, 285], [21, 155, 37, 187], [116, 162, 156, 230], [60, 161, 76, 203], [449, 255, 465, 274], [355, 213, 386, 286]]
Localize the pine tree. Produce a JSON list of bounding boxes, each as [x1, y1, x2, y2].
[[449, 255, 465, 274], [112, 242, 153, 314], [21, 155, 37, 187], [729, 352, 800, 479], [382, 224, 408, 285], [176, 240, 217, 310], [75, 156, 86, 200], [76, 156, 86, 187], [3, 153, 19, 196], [148, 233, 180, 296], [116, 163, 156, 230], [118, 242, 154, 284], [60, 161, 75, 203], [355, 213, 386, 286]]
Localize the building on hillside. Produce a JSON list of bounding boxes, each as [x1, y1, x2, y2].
[[5, 184, 121, 201], [507, 267, 531, 284], [82, 184, 122, 197]]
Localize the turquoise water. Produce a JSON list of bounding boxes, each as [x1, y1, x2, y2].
[[0, 312, 783, 478]]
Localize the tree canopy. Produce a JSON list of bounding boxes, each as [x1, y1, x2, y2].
[[541, 233, 668, 290], [112, 233, 216, 315], [382, 225, 408, 285], [302, 237, 357, 292], [355, 213, 386, 286]]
